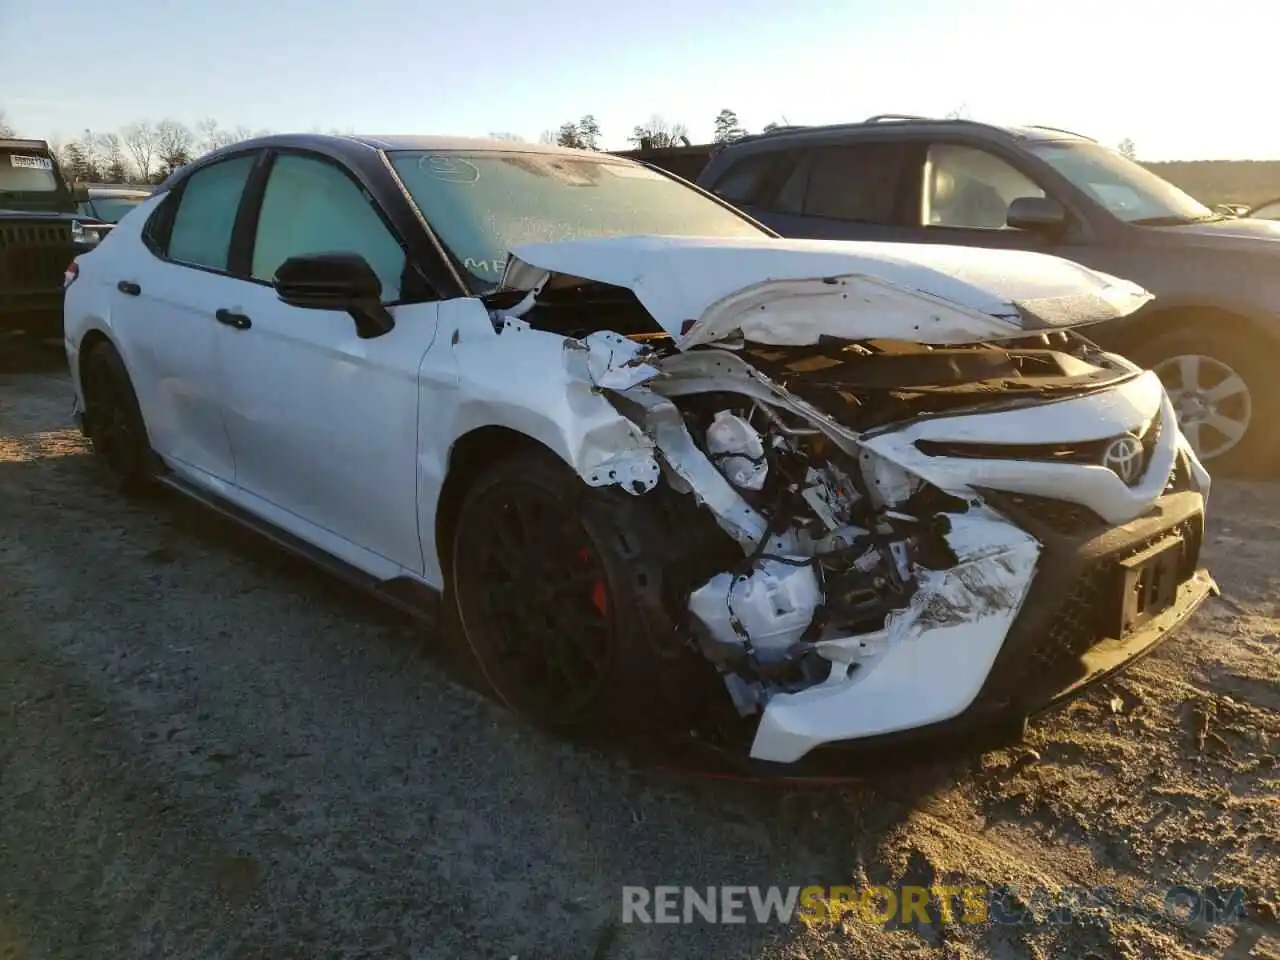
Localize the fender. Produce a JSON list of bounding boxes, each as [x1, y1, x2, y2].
[[415, 304, 661, 586]]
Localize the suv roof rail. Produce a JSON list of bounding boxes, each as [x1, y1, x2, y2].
[[1025, 124, 1096, 142], [864, 113, 934, 123]]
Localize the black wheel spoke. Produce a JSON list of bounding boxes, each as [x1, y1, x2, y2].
[[459, 479, 615, 722]]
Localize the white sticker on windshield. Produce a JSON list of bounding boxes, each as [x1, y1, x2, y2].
[[9, 155, 53, 170], [598, 163, 667, 181], [418, 154, 480, 184]]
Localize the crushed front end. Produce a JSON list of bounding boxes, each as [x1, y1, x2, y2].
[[494, 240, 1216, 771], [595, 334, 1214, 770]]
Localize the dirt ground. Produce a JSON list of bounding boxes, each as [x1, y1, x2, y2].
[[0, 362, 1277, 960]]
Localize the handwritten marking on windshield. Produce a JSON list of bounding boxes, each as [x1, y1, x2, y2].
[[418, 155, 480, 184]]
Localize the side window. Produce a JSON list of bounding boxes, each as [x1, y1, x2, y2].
[[710, 153, 777, 204], [925, 144, 1045, 230], [166, 155, 256, 270], [803, 143, 906, 224], [251, 154, 406, 302]]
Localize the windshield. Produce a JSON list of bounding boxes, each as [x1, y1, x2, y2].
[[389, 150, 767, 290], [0, 151, 60, 194], [1028, 141, 1214, 225], [89, 195, 146, 223]]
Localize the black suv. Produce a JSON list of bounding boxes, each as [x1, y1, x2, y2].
[[696, 115, 1280, 473], [1, 138, 90, 340]]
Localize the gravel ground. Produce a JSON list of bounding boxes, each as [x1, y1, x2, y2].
[[0, 363, 1277, 960]]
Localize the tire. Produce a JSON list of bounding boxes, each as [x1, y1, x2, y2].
[[81, 342, 155, 493], [449, 448, 721, 740], [1128, 321, 1279, 476]]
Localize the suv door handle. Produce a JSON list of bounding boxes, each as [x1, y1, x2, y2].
[[117, 280, 141, 296], [215, 308, 252, 331]]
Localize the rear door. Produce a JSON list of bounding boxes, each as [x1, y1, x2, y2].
[[113, 152, 259, 487]]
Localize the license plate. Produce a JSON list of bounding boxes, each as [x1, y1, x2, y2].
[[9, 154, 53, 170], [1113, 535, 1183, 636]]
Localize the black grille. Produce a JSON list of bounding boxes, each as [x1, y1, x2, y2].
[[1003, 515, 1203, 702], [0, 220, 74, 294], [987, 491, 1105, 534]]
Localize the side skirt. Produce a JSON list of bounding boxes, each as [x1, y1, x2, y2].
[[155, 473, 443, 628]]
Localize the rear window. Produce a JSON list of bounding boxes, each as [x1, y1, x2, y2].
[[803, 143, 907, 224], [0, 151, 59, 193], [709, 153, 778, 204]]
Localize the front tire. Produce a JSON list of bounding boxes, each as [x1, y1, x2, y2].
[[81, 342, 154, 494], [450, 448, 717, 740]]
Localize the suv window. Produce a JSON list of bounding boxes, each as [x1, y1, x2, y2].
[[710, 153, 777, 204], [803, 143, 906, 223], [924, 144, 1045, 230], [252, 154, 406, 302], [166, 155, 256, 270]]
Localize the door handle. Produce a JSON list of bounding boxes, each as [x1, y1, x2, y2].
[[117, 280, 141, 296], [215, 308, 252, 331]]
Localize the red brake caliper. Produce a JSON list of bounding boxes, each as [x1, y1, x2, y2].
[[578, 547, 610, 617]]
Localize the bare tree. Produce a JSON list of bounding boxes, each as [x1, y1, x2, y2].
[[195, 117, 240, 155], [713, 109, 747, 143], [944, 103, 971, 120], [488, 131, 526, 142], [628, 115, 689, 150], [96, 132, 128, 182], [538, 129, 557, 144], [0, 110, 15, 138], [122, 122, 157, 181], [1119, 138, 1137, 160], [155, 119, 194, 176]]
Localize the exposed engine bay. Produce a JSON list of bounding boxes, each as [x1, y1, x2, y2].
[[577, 327, 1127, 723], [483, 239, 1214, 765]]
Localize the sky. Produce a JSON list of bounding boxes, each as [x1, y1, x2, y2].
[[1, 0, 1275, 160]]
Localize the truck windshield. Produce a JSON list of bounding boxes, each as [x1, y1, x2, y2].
[[0, 151, 60, 194], [1028, 141, 1215, 225], [389, 150, 766, 290]]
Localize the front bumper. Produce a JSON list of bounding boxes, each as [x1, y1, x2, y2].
[[739, 489, 1214, 776]]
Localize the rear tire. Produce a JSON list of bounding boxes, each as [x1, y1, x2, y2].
[[1128, 321, 1279, 476], [81, 342, 155, 494], [449, 448, 718, 740]]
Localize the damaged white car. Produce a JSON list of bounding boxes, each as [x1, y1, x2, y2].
[[63, 135, 1216, 774]]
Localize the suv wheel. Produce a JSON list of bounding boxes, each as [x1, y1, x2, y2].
[[1135, 323, 1277, 474]]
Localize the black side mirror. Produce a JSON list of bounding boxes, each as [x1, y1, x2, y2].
[[274, 252, 395, 339], [1006, 196, 1067, 234]]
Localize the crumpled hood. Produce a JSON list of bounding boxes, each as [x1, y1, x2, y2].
[[500, 235, 1153, 348]]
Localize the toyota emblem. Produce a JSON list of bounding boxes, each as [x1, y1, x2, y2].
[[1101, 434, 1144, 485]]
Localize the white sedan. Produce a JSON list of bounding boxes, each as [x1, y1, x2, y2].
[[63, 135, 1216, 774]]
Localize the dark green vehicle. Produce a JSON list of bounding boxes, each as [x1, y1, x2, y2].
[[1, 138, 91, 339]]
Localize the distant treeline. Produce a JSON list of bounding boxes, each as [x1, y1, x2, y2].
[[1146, 160, 1280, 207]]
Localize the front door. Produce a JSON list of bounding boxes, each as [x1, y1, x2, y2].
[[907, 142, 1065, 254], [216, 150, 439, 575]]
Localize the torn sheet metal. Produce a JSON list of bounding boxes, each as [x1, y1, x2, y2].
[[573, 330, 661, 391], [500, 235, 1152, 349], [750, 511, 1041, 763], [606, 387, 772, 549]]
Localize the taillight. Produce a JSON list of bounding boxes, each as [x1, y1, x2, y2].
[[64, 260, 79, 289]]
